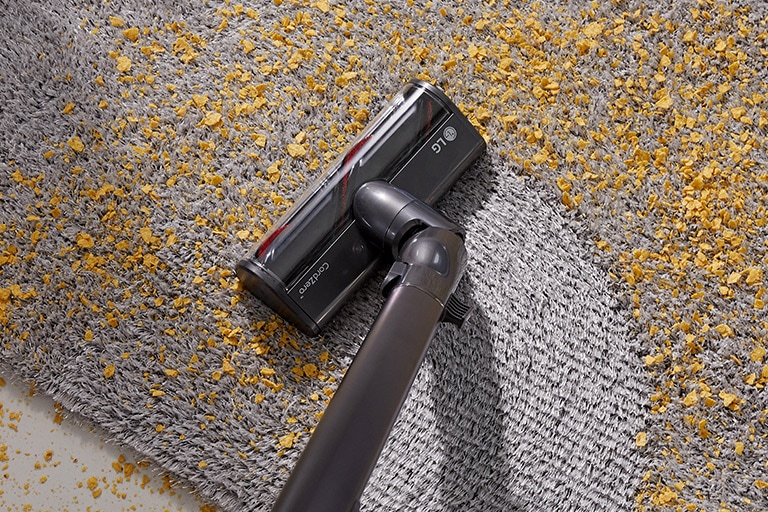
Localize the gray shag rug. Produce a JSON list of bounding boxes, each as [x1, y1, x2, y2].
[[2, 0, 766, 511]]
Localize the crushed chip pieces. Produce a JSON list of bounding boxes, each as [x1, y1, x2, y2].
[[115, 55, 132, 73], [201, 112, 222, 127], [67, 136, 85, 152], [285, 143, 306, 158], [278, 432, 296, 449], [122, 27, 140, 42], [76, 233, 95, 249]]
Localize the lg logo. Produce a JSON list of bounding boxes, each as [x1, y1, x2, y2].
[[431, 126, 458, 154]]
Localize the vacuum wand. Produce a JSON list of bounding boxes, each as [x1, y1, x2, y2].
[[270, 182, 471, 512]]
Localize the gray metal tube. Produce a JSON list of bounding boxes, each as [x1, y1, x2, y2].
[[270, 284, 444, 512], [271, 183, 469, 511]]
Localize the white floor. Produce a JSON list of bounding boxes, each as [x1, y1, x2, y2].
[[0, 374, 214, 512]]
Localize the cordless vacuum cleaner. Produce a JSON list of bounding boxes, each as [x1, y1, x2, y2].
[[236, 79, 486, 512]]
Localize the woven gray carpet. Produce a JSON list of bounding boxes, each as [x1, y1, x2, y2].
[[2, 0, 766, 510]]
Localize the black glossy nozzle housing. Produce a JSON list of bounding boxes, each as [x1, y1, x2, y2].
[[236, 80, 486, 335]]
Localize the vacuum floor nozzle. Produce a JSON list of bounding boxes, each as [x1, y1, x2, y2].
[[236, 80, 486, 335]]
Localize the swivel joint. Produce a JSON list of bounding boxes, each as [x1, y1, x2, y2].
[[353, 181, 472, 326]]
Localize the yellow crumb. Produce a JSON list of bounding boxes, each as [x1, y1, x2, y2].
[[654, 93, 673, 110], [122, 27, 140, 42], [116, 55, 132, 73], [278, 432, 295, 449], [302, 363, 318, 378], [76, 232, 95, 249], [714, 324, 734, 337], [67, 136, 85, 152], [103, 365, 116, 379], [719, 391, 741, 410], [286, 143, 307, 158], [201, 112, 222, 127], [682, 391, 698, 407], [192, 94, 208, 108]]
